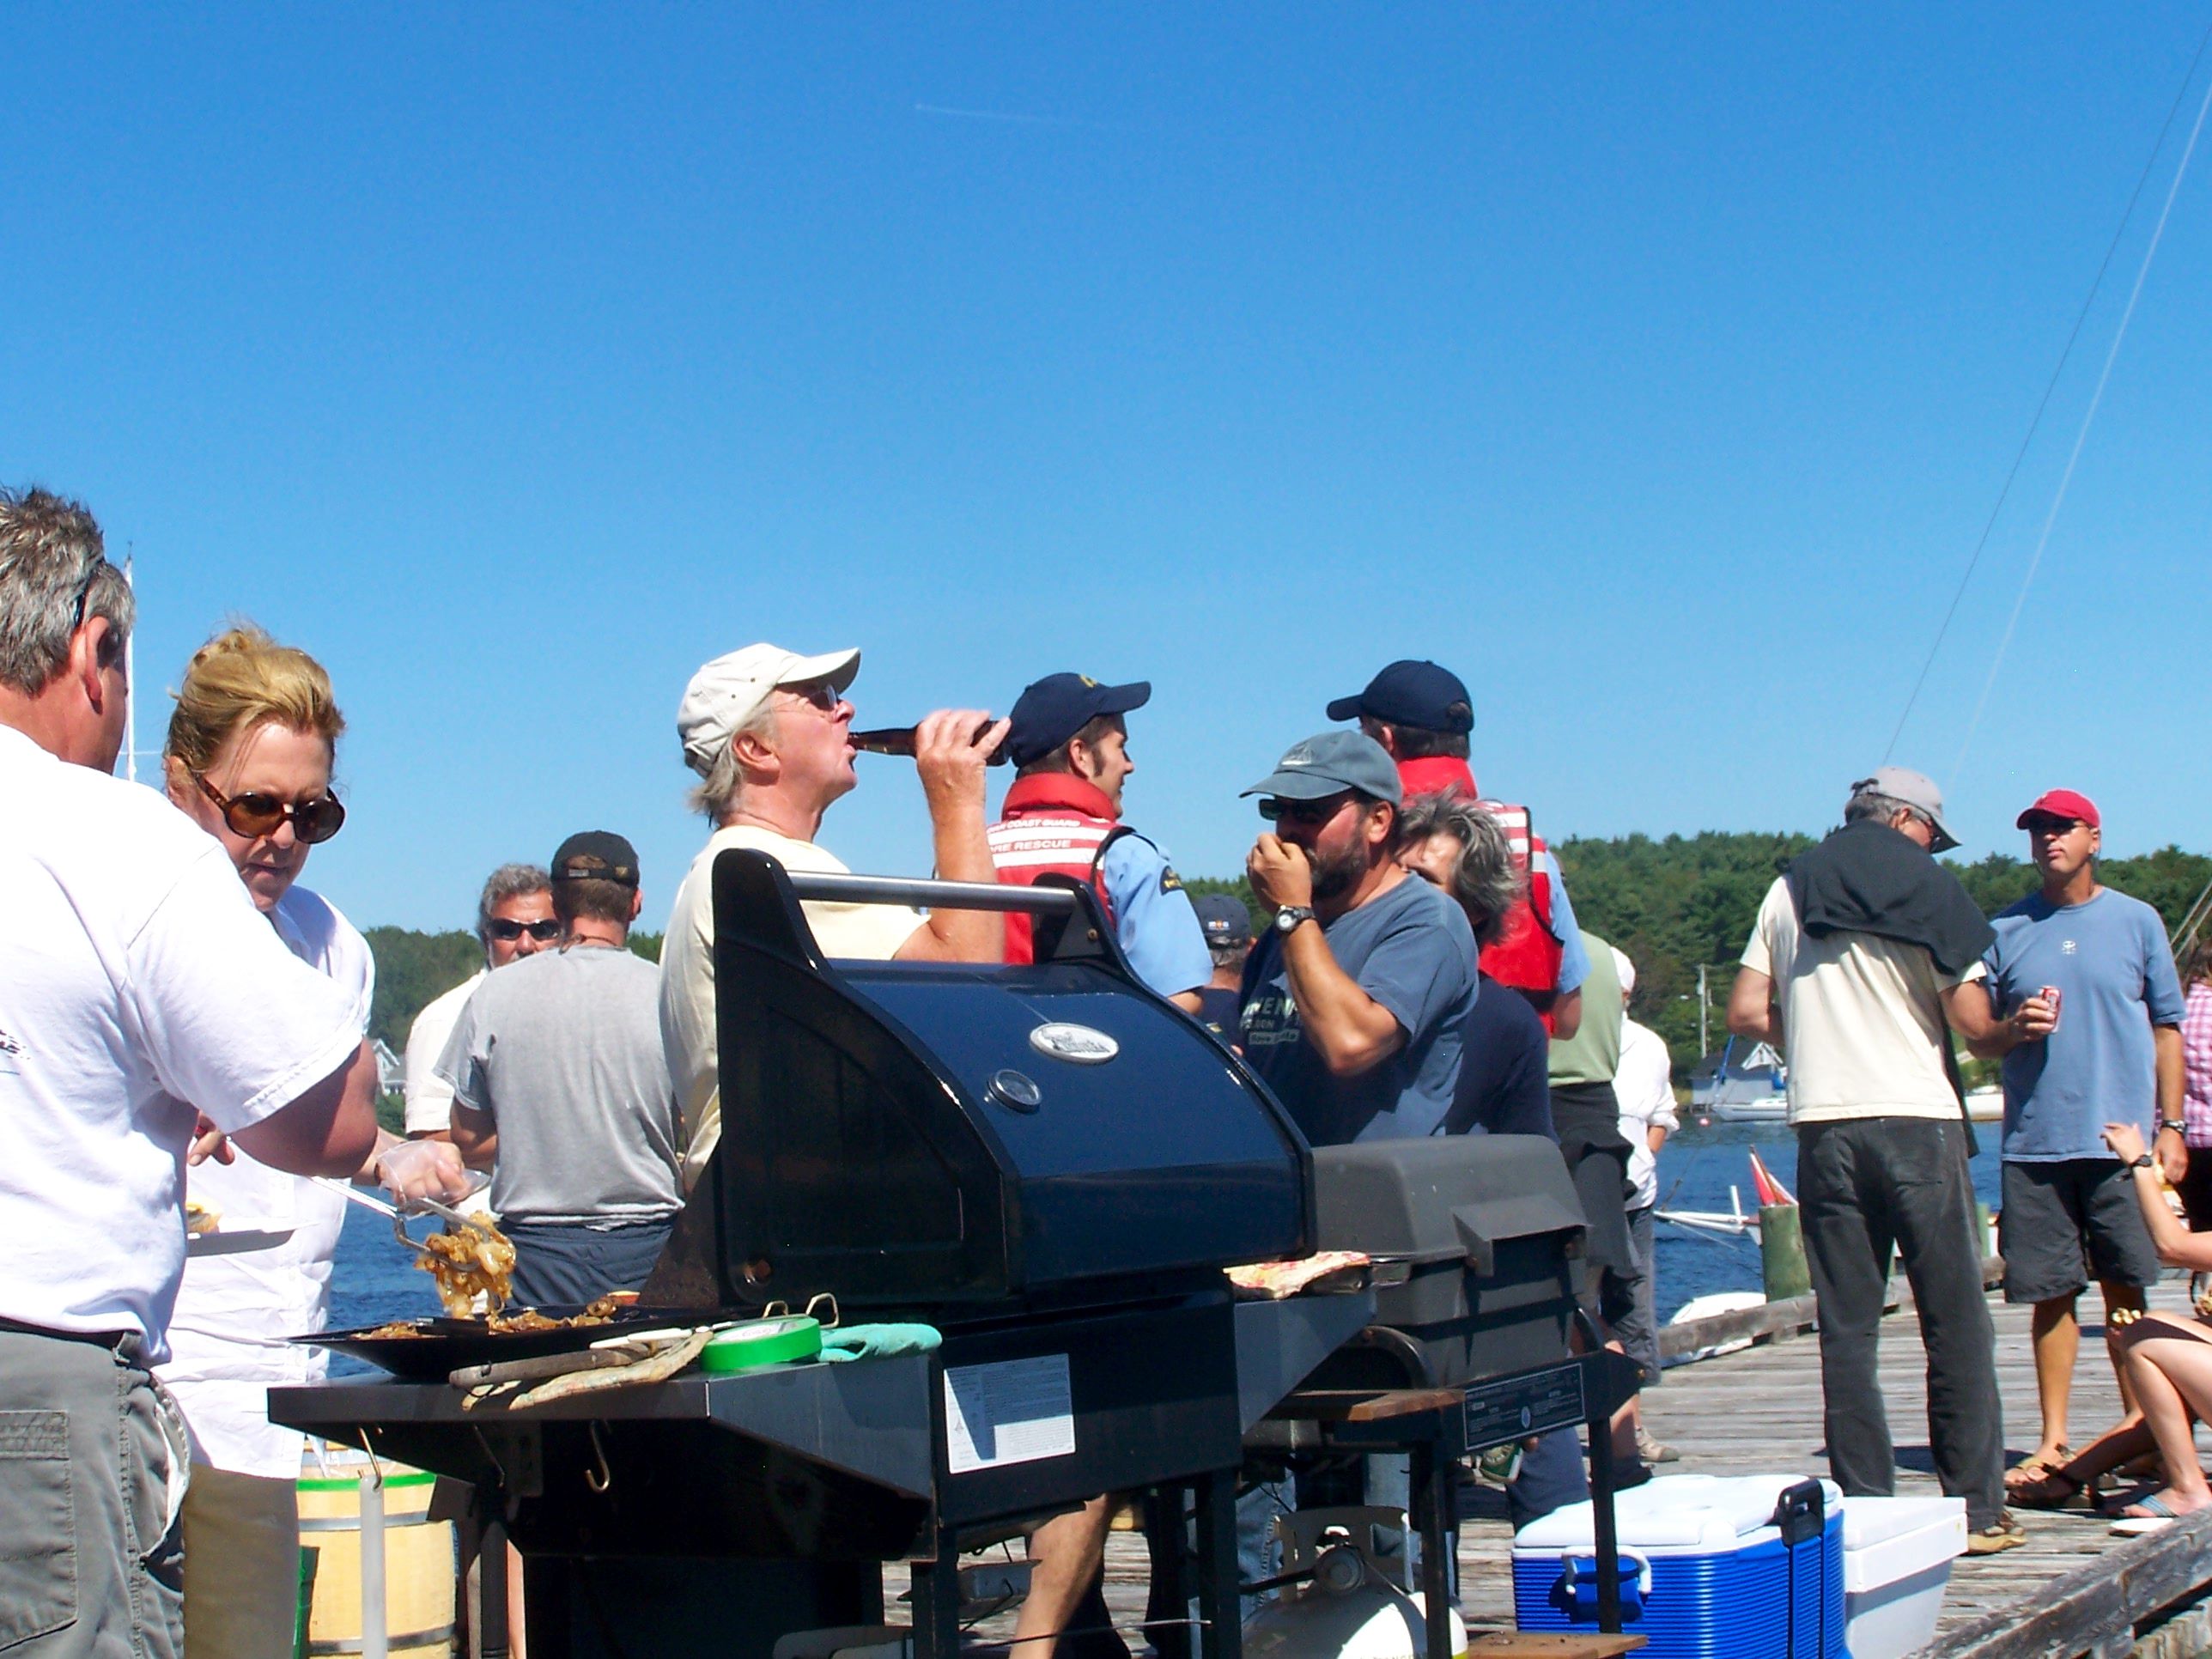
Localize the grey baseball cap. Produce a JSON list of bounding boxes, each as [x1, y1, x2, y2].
[[1243, 730, 1403, 805], [1850, 765, 1960, 854]]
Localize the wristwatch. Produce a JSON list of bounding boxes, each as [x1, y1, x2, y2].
[[2131, 1152, 2156, 1170], [2160, 1120, 2186, 1135], [1273, 905, 1316, 937]]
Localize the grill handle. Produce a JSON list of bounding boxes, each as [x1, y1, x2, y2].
[[784, 871, 1079, 916]]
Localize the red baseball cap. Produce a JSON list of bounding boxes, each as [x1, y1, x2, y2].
[[2016, 788, 2100, 830]]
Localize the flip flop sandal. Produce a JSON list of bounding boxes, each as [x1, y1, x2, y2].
[[2009, 1468, 2092, 1511], [2112, 1515, 2174, 1537]]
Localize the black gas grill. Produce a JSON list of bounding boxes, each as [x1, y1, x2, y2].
[[274, 853, 1612, 1659]]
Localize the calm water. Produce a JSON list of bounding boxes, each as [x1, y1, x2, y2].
[[323, 1117, 2007, 1370]]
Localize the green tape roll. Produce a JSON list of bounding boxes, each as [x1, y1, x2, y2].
[[699, 1315, 823, 1374]]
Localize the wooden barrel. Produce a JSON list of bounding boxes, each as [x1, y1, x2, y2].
[[297, 1448, 456, 1658]]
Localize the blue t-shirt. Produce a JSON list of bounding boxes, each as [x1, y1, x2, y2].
[[1238, 875, 1480, 1146], [1194, 984, 1242, 1044], [1535, 849, 1592, 995], [1448, 971, 1554, 1139], [1100, 833, 1212, 1000], [1983, 888, 2185, 1162]]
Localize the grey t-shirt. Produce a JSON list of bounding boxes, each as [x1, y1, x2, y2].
[[1238, 874, 1480, 1146], [436, 945, 682, 1224]]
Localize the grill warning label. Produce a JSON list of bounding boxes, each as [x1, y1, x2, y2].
[[944, 1354, 1077, 1474], [1462, 1362, 1585, 1452]]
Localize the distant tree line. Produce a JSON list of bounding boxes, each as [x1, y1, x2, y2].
[[360, 839, 2209, 1091]]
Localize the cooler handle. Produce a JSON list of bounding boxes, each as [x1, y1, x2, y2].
[[1554, 1550, 1649, 1622], [1769, 1479, 1826, 1547]]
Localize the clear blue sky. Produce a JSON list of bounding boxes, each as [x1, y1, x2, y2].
[[7, 6, 2209, 933]]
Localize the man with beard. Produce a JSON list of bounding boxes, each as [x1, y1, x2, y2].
[[1237, 730, 1480, 1144], [1234, 729, 1480, 1597]]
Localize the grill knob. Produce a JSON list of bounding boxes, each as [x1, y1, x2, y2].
[[988, 1070, 1042, 1113]]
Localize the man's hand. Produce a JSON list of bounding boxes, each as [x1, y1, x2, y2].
[[188, 1113, 235, 1167], [2159, 1125, 2190, 1185], [2105, 1121, 2148, 1166], [2007, 991, 2058, 1047], [373, 1138, 473, 1206], [913, 709, 1007, 822], [1248, 833, 1314, 913]]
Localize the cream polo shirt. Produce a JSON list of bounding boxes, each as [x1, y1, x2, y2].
[[1741, 876, 1985, 1125], [659, 824, 925, 1185]]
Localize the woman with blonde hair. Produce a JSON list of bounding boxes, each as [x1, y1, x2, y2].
[[155, 624, 425, 1658]]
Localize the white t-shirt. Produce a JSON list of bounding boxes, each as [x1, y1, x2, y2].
[[660, 823, 925, 1184], [403, 969, 484, 1134], [1613, 1017, 1678, 1211], [160, 886, 370, 1477], [0, 727, 362, 1354], [1741, 876, 1985, 1125]]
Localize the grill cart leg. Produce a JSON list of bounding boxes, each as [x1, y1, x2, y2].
[[1143, 1489, 1193, 1659], [479, 1516, 511, 1659], [1193, 1469, 1243, 1659], [1412, 1443, 1454, 1659], [1586, 1425, 1623, 1636], [910, 1528, 963, 1659]]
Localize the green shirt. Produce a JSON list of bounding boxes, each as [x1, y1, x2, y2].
[[1547, 930, 1624, 1086]]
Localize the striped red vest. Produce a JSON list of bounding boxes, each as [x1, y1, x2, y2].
[[988, 773, 1124, 964]]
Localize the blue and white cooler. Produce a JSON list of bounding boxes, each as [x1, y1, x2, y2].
[[1512, 1474, 1845, 1659]]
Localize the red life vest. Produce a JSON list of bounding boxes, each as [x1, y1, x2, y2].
[[988, 773, 1125, 964], [1394, 757, 1569, 1029]]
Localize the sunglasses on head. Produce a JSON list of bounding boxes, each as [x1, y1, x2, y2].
[[1259, 793, 1352, 828], [486, 917, 562, 943], [194, 773, 346, 845]]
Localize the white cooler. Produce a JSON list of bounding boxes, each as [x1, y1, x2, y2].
[[1838, 1496, 1967, 1659]]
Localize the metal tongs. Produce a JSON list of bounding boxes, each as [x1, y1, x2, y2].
[[315, 1173, 496, 1265]]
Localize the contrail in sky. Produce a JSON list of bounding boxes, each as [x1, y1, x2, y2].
[[912, 101, 1111, 131]]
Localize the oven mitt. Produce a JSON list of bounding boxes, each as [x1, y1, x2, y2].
[[817, 1323, 942, 1363]]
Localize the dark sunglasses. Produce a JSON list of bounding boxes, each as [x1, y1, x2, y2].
[[1260, 793, 1352, 828], [2023, 815, 2085, 836], [784, 681, 843, 714], [485, 917, 562, 943], [193, 772, 347, 845]]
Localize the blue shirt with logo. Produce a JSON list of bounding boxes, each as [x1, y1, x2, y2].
[[1238, 875, 1480, 1146], [1983, 888, 2185, 1161], [1099, 833, 1211, 1000]]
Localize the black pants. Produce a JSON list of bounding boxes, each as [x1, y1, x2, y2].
[[1796, 1117, 2004, 1528], [505, 1217, 675, 1308]]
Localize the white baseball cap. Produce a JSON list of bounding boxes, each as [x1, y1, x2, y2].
[[678, 643, 860, 775], [1610, 945, 1636, 1000]]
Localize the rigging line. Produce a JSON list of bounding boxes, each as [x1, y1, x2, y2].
[[1950, 56, 2212, 791], [1885, 16, 2212, 763]]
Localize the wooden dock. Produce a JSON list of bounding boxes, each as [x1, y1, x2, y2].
[[1018, 1273, 2212, 1657]]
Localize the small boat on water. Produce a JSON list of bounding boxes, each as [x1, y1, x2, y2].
[[1688, 1038, 1787, 1121]]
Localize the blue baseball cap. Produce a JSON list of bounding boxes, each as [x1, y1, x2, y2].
[[1006, 673, 1152, 768], [1243, 731, 1403, 806], [1192, 893, 1252, 949], [1325, 659, 1474, 736]]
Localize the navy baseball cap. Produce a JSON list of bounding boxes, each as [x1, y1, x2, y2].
[[1006, 673, 1152, 768], [1243, 731, 1403, 805], [1192, 893, 1252, 949], [1325, 659, 1474, 735], [551, 830, 640, 887]]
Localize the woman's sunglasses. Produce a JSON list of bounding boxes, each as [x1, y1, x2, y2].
[[485, 917, 562, 943], [194, 773, 347, 845]]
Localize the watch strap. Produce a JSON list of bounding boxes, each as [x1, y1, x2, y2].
[[2132, 1152, 2156, 1170], [2160, 1120, 2187, 1134]]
